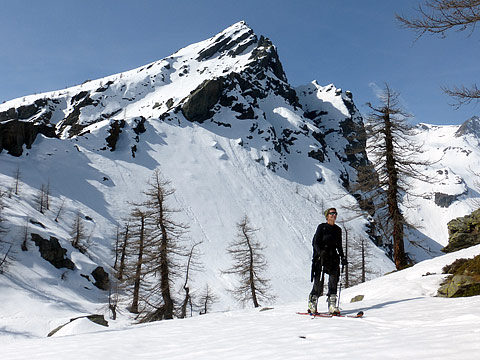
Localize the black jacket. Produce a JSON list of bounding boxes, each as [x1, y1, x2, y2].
[[312, 223, 344, 274]]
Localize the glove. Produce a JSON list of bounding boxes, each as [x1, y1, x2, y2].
[[341, 257, 347, 273]]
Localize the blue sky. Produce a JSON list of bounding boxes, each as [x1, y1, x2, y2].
[[1, 0, 479, 125]]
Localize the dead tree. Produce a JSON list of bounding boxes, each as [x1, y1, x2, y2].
[[114, 223, 130, 281], [0, 190, 13, 272], [139, 170, 188, 322], [222, 215, 275, 308], [198, 284, 218, 315], [36, 184, 48, 214], [128, 208, 148, 314], [350, 236, 372, 284], [70, 211, 88, 253], [21, 218, 29, 251], [45, 180, 51, 211], [179, 241, 203, 319], [13, 166, 21, 196]]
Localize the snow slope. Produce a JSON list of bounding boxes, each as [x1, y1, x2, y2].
[[0, 21, 389, 325], [399, 122, 480, 261], [2, 245, 479, 359]]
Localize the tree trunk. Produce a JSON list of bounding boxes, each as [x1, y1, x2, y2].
[[384, 114, 407, 269], [131, 216, 145, 313], [246, 234, 259, 308], [160, 222, 174, 319]]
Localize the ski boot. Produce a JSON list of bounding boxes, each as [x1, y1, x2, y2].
[[328, 294, 340, 315], [307, 294, 318, 314]]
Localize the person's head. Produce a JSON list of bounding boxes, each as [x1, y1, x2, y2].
[[324, 208, 337, 223]]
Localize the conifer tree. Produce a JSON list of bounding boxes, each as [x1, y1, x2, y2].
[[138, 170, 189, 322], [179, 241, 203, 319], [70, 211, 88, 253], [222, 215, 275, 307], [13, 166, 21, 196], [0, 190, 12, 271], [362, 84, 432, 269], [128, 208, 149, 314], [198, 284, 218, 315], [347, 236, 372, 285], [114, 223, 130, 281]]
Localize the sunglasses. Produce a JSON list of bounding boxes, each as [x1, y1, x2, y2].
[[328, 212, 338, 216]]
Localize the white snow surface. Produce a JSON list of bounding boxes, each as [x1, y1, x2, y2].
[[1, 245, 479, 359]]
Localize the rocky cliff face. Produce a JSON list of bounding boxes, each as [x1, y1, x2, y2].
[[0, 21, 368, 190], [455, 115, 480, 139], [444, 208, 480, 253]]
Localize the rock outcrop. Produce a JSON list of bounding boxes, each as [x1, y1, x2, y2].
[[31, 233, 75, 270], [443, 209, 480, 253], [437, 255, 480, 297]]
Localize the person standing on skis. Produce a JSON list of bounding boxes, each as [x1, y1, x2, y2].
[[308, 207, 347, 314]]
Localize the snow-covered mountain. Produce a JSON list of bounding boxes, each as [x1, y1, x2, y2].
[[401, 118, 480, 255], [1, 21, 479, 341]]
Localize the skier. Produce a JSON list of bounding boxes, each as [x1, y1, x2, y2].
[[308, 207, 347, 314]]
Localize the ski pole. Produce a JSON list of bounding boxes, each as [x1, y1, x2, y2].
[[337, 270, 343, 309]]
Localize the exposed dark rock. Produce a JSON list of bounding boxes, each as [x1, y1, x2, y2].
[[71, 91, 89, 104], [455, 115, 480, 138], [91, 266, 110, 290], [0, 119, 56, 156], [166, 98, 174, 108], [232, 103, 255, 119], [31, 233, 75, 270], [105, 120, 126, 151], [437, 255, 480, 297], [350, 295, 364, 303], [308, 149, 325, 162], [29, 219, 46, 228], [434, 192, 459, 208], [133, 116, 147, 135], [197, 25, 255, 61], [0, 107, 17, 122], [58, 93, 98, 137], [443, 208, 480, 252], [47, 314, 108, 337], [249, 35, 288, 83], [95, 80, 114, 93], [181, 78, 224, 123]]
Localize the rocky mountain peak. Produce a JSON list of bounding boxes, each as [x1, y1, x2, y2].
[[196, 21, 256, 61], [0, 21, 368, 190], [455, 115, 480, 138]]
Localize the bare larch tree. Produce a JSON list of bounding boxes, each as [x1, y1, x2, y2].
[[70, 211, 88, 253], [198, 284, 218, 315], [222, 215, 275, 308], [364, 84, 432, 269], [179, 241, 203, 319], [139, 170, 188, 322], [0, 190, 13, 272]]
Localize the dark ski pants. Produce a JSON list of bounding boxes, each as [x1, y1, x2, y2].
[[310, 266, 340, 297]]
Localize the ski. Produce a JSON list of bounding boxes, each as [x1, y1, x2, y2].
[[297, 311, 364, 318]]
